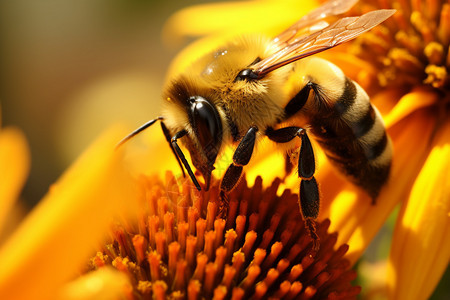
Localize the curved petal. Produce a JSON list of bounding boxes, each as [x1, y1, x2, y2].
[[162, 0, 318, 47], [58, 267, 132, 300], [383, 87, 439, 128], [387, 117, 450, 300], [0, 126, 138, 300], [0, 128, 30, 235]]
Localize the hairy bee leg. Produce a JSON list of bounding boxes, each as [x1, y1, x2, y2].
[[171, 130, 202, 191], [266, 126, 320, 250], [219, 126, 258, 218]]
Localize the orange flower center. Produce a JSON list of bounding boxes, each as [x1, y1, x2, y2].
[[354, 0, 449, 94], [86, 173, 360, 299]]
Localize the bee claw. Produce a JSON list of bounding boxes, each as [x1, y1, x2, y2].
[[305, 218, 320, 251], [218, 191, 229, 219]]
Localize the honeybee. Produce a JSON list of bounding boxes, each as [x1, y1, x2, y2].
[[119, 0, 395, 249]]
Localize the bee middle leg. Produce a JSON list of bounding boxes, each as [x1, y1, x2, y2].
[[266, 126, 320, 250], [219, 126, 258, 218]]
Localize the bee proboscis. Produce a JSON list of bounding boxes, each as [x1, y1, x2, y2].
[[119, 0, 395, 250]]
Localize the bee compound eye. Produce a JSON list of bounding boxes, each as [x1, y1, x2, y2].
[[189, 96, 223, 161], [235, 68, 259, 81]]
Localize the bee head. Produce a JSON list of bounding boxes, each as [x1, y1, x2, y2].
[[186, 95, 223, 190]]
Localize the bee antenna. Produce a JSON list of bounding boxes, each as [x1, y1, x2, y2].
[[116, 116, 164, 149], [116, 116, 187, 179], [171, 130, 202, 191]]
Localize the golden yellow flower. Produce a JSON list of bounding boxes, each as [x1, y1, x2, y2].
[[162, 0, 450, 299], [1, 0, 448, 299]]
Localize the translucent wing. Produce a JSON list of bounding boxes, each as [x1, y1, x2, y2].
[[253, 9, 396, 78], [271, 0, 359, 49]]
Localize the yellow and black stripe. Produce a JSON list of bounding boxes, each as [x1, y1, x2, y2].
[[307, 77, 392, 200]]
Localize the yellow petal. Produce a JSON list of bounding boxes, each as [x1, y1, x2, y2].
[[58, 267, 132, 300], [163, 0, 318, 47], [383, 87, 439, 128], [0, 126, 138, 300], [387, 118, 450, 300], [0, 127, 30, 235]]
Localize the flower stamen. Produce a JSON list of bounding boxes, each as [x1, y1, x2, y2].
[[85, 174, 361, 299], [354, 0, 450, 94]]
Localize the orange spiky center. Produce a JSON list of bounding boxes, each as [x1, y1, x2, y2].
[[353, 0, 450, 96], [86, 173, 360, 299]]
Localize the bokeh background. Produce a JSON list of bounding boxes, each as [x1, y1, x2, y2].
[[0, 0, 212, 209]]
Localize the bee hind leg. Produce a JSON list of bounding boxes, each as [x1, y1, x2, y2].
[[219, 126, 258, 218], [266, 126, 320, 251]]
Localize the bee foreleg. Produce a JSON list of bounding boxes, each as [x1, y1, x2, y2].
[[266, 126, 320, 251], [219, 126, 258, 218], [161, 121, 186, 178], [171, 130, 202, 191]]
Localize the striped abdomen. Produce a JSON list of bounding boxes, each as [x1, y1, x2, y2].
[[308, 77, 392, 199]]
